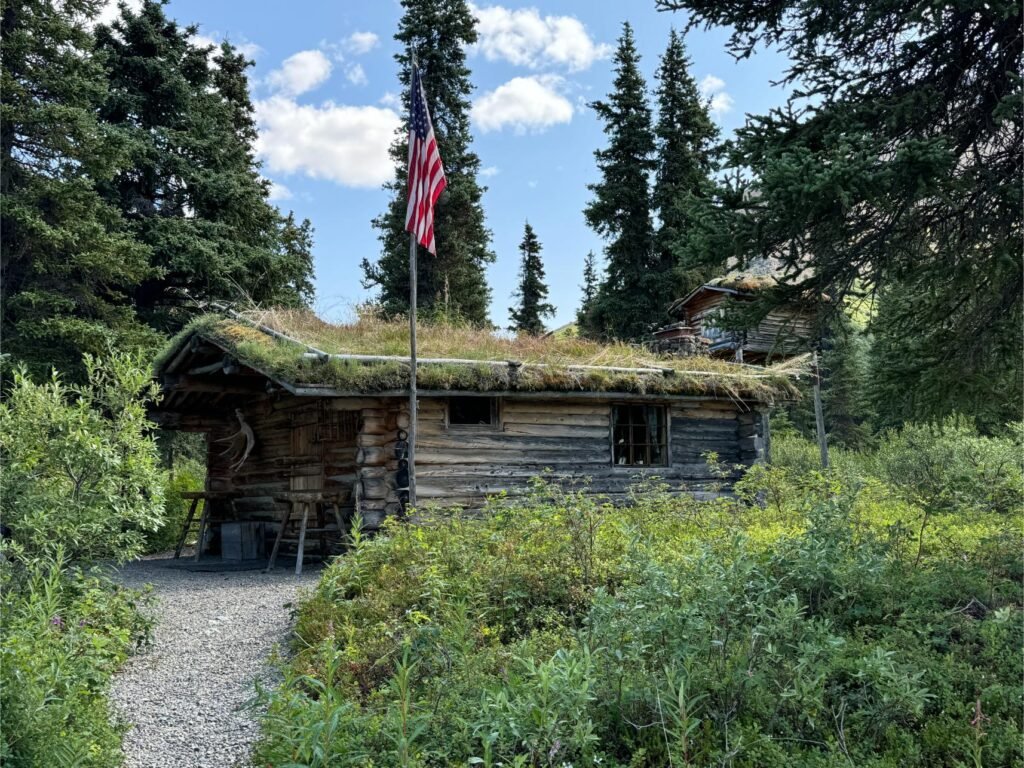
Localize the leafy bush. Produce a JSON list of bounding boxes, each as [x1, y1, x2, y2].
[[0, 554, 151, 767], [0, 353, 166, 563], [0, 353, 163, 766], [143, 460, 205, 554], [872, 417, 1023, 516], [254, 448, 1023, 768]]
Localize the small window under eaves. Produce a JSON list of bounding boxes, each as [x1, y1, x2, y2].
[[447, 396, 498, 427], [612, 404, 668, 466]]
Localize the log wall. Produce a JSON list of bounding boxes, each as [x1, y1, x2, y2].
[[206, 396, 361, 524], [200, 393, 768, 530], [682, 293, 813, 360], [412, 396, 767, 508]]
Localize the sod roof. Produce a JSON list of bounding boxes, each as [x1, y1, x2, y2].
[[155, 309, 800, 402]]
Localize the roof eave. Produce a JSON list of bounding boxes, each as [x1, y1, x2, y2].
[[156, 331, 301, 396], [669, 284, 749, 316]]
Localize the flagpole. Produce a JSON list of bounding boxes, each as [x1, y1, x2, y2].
[[408, 232, 418, 508]]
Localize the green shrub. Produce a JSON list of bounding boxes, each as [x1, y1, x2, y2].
[[872, 417, 1024, 516], [0, 353, 166, 563], [0, 554, 151, 767], [143, 461, 205, 554], [254, 452, 1023, 768], [0, 353, 162, 766]]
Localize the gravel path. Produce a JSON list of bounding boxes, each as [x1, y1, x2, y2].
[[110, 558, 320, 768]]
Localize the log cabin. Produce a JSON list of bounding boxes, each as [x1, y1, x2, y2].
[[151, 309, 797, 563], [654, 259, 817, 364]]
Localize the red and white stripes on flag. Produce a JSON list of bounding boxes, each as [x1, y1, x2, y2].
[[405, 64, 447, 255]]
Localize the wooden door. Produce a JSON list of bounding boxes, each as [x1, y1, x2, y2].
[[290, 409, 324, 492]]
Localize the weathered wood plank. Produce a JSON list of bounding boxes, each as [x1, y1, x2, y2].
[[502, 401, 612, 416], [358, 432, 396, 448], [501, 411, 610, 427], [360, 417, 395, 435], [324, 397, 400, 411], [670, 418, 740, 433], [668, 410, 738, 422], [416, 433, 608, 451], [501, 423, 608, 439], [417, 449, 611, 465], [356, 446, 389, 465]]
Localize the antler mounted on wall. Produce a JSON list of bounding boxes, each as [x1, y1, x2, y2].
[[215, 408, 256, 472]]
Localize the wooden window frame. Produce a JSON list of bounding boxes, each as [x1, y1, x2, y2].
[[444, 396, 502, 431], [610, 403, 669, 468], [701, 308, 726, 340]]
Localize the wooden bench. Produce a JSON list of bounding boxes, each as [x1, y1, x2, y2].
[[266, 491, 345, 575]]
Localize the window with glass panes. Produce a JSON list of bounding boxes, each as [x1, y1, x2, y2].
[[612, 405, 667, 466], [447, 397, 498, 427]]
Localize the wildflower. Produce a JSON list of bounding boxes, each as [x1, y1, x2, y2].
[[548, 739, 561, 762], [50, 615, 64, 629]]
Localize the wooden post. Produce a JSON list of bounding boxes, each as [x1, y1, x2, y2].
[[192, 499, 210, 563], [265, 503, 291, 573], [174, 497, 200, 560], [295, 502, 309, 576], [812, 349, 829, 469], [408, 233, 418, 507]]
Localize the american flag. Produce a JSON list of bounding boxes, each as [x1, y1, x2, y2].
[[405, 64, 447, 255]]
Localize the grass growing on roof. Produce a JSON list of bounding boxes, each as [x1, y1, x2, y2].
[[156, 308, 800, 399]]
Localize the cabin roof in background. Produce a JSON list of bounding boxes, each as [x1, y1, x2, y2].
[[154, 309, 801, 402], [668, 256, 819, 318]]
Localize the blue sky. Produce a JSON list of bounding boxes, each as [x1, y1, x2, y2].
[[150, 0, 792, 329]]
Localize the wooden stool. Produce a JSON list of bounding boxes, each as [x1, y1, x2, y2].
[[267, 491, 344, 575], [174, 491, 238, 561]]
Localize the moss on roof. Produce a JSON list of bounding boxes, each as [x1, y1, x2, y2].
[[707, 273, 778, 292], [156, 309, 799, 401]]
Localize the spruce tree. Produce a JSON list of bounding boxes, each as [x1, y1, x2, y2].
[[582, 22, 657, 341], [576, 250, 599, 328], [1, 0, 156, 377], [786, 311, 875, 449], [95, 1, 313, 333], [508, 222, 554, 336], [363, 0, 494, 325], [652, 29, 719, 300], [869, 281, 1021, 433], [660, 0, 1023, 422]]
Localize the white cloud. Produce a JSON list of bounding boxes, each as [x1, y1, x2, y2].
[[699, 74, 734, 120], [190, 32, 263, 60], [699, 75, 726, 94], [344, 31, 380, 55], [379, 91, 402, 109], [266, 50, 333, 97], [470, 4, 611, 72], [191, 33, 217, 50], [709, 92, 735, 118], [92, 0, 142, 27], [235, 40, 264, 60], [345, 63, 368, 86], [267, 181, 293, 201], [472, 75, 573, 133], [480, 166, 500, 177], [255, 96, 400, 188]]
